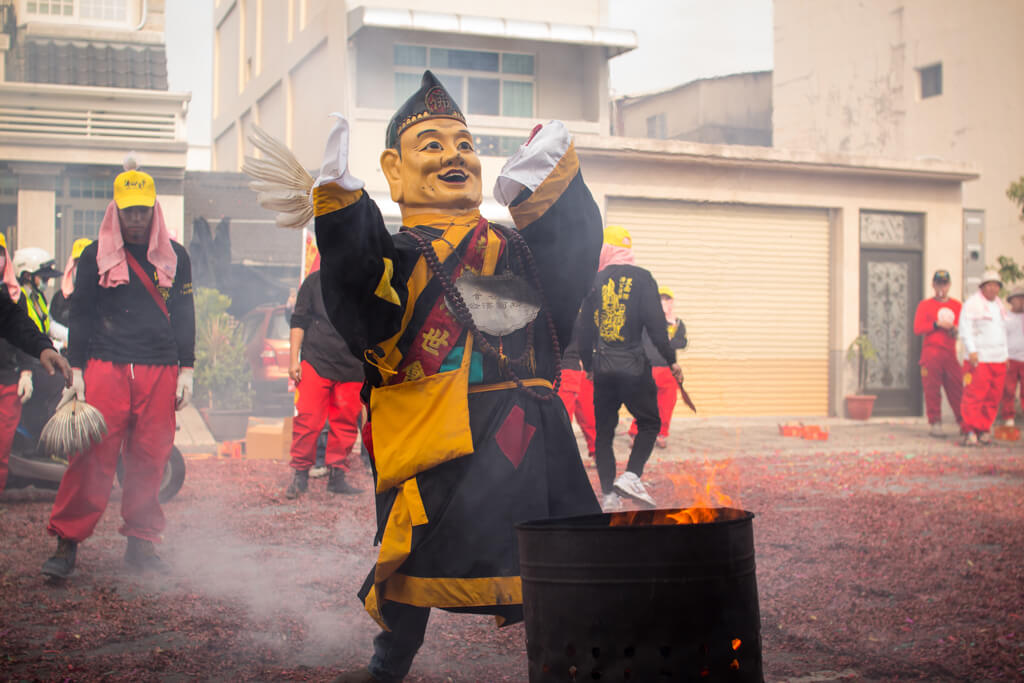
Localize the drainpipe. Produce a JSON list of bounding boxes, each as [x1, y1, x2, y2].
[[133, 0, 148, 30]]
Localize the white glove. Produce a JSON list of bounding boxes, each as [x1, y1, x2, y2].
[[17, 370, 33, 404], [313, 113, 365, 192], [494, 120, 572, 206], [176, 367, 193, 411], [57, 368, 85, 409], [49, 320, 69, 345]]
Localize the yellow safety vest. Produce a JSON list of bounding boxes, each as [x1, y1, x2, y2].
[[22, 287, 50, 335]]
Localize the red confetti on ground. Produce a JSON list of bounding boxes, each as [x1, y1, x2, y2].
[[0, 421, 1022, 681]]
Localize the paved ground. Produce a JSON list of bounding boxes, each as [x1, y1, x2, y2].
[[1, 416, 1022, 681]]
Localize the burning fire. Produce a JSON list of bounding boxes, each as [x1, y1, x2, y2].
[[609, 460, 740, 526]]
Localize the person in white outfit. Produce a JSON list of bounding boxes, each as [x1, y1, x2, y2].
[[958, 270, 1009, 445], [1001, 285, 1024, 426]]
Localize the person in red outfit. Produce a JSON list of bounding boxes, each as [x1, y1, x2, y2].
[[42, 158, 195, 581], [629, 286, 687, 448], [913, 269, 962, 437], [285, 269, 364, 498], [1000, 285, 1024, 426], [558, 310, 596, 461]]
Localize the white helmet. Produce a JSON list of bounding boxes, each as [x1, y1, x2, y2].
[[13, 247, 59, 280]]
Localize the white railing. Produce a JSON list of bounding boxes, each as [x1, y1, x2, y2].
[[0, 82, 188, 143]]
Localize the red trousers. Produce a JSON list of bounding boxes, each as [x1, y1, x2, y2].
[[629, 366, 677, 439], [920, 346, 963, 425], [290, 361, 361, 471], [48, 361, 177, 543], [1002, 359, 1024, 419], [960, 361, 1007, 434], [0, 384, 21, 491], [557, 369, 596, 455]]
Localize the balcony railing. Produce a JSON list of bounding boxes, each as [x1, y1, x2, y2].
[[0, 81, 188, 144]]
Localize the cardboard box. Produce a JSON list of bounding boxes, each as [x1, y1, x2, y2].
[[244, 418, 292, 460]]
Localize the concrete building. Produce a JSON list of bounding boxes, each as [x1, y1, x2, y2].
[[773, 0, 1024, 296], [0, 0, 190, 262], [213, 1, 977, 418], [612, 71, 772, 146]]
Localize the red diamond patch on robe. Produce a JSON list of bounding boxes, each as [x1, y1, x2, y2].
[[495, 404, 535, 469]]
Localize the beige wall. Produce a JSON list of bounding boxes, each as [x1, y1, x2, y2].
[[576, 137, 970, 415], [774, 0, 1024, 277], [353, 0, 608, 25], [617, 72, 772, 146]]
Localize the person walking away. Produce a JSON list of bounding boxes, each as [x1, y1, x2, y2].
[[0, 235, 72, 492], [958, 270, 1008, 446], [579, 225, 683, 511], [41, 157, 195, 580], [49, 238, 94, 328], [557, 309, 597, 462], [629, 286, 687, 448], [1001, 285, 1024, 426], [913, 269, 963, 437], [285, 268, 363, 498]]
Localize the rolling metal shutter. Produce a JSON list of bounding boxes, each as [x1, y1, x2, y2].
[[605, 199, 831, 416]]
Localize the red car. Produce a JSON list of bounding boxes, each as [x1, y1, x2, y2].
[[240, 304, 293, 412]]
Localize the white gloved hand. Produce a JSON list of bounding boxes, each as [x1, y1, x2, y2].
[[313, 113, 365, 192], [56, 367, 85, 409], [176, 367, 194, 411], [494, 120, 571, 206], [17, 370, 33, 404], [49, 320, 69, 345]]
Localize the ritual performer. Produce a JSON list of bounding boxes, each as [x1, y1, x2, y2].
[[285, 268, 364, 498], [958, 270, 1008, 446], [578, 226, 682, 512], [41, 158, 195, 580], [912, 269, 963, 437], [1001, 284, 1024, 426], [49, 237, 94, 327], [629, 286, 687, 448], [0, 234, 72, 493], [244, 71, 602, 683], [557, 309, 597, 462]]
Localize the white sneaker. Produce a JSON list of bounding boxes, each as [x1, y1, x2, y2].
[[308, 466, 329, 479], [613, 471, 656, 508], [929, 423, 944, 438], [1006, 418, 1016, 427], [601, 492, 623, 512]]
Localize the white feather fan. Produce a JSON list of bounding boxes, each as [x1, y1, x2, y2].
[[242, 126, 315, 229]]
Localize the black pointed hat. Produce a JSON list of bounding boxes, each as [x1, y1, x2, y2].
[[386, 70, 467, 149]]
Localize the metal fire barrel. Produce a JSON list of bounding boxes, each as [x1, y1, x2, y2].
[[516, 507, 762, 682]]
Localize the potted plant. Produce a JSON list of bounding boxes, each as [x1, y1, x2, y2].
[[845, 334, 879, 420], [193, 287, 254, 441]]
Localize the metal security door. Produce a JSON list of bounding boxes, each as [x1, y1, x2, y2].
[[859, 249, 923, 416]]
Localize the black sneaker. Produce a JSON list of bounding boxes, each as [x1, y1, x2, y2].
[[285, 469, 310, 499], [124, 537, 170, 573], [41, 536, 78, 581], [327, 468, 361, 495]]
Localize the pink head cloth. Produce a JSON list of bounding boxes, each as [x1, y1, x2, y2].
[[598, 244, 635, 272], [96, 200, 177, 289], [60, 253, 78, 298], [0, 246, 19, 303]]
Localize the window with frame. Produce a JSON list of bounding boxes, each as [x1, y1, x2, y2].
[[394, 44, 535, 119], [25, 0, 128, 23], [646, 113, 667, 139], [68, 177, 114, 200], [73, 209, 104, 239], [919, 63, 942, 99]]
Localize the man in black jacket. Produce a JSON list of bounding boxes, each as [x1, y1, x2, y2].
[[285, 268, 364, 498], [580, 225, 681, 511], [0, 235, 72, 493], [42, 159, 195, 580]]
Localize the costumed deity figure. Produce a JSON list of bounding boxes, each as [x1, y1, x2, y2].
[[244, 71, 603, 682]]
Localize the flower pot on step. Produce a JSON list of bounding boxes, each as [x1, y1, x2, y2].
[[200, 408, 251, 442], [844, 394, 877, 420]]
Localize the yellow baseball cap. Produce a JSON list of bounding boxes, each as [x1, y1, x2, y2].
[[604, 224, 632, 248], [0, 233, 6, 250], [658, 286, 674, 299], [113, 155, 156, 209], [71, 238, 93, 260]]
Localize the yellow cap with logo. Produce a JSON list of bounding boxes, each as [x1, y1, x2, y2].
[[0, 233, 6, 251], [71, 238, 93, 260], [113, 155, 156, 209], [658, 286, 674, 299], [603, 224, 632, 248]]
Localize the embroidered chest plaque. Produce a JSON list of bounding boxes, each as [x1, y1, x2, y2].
[[453, 272, 541, 336]]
